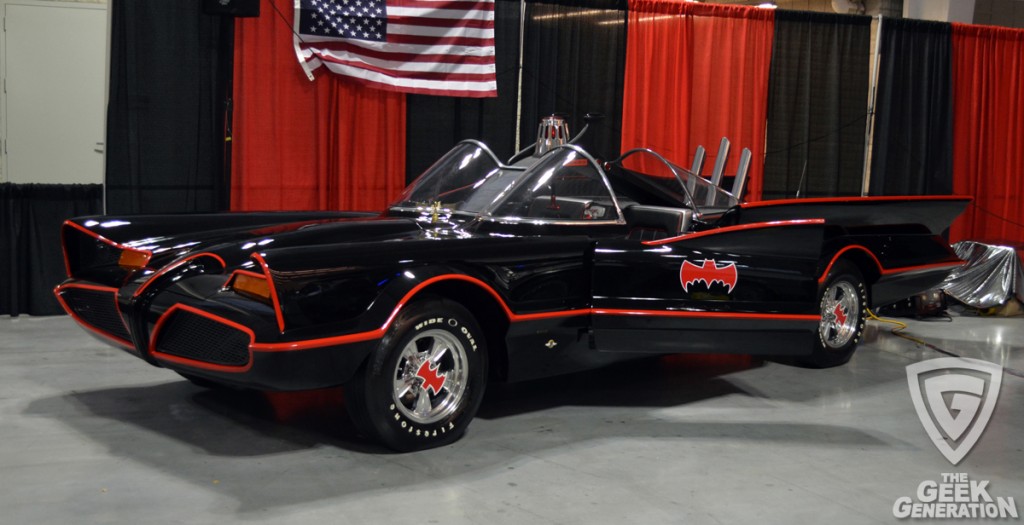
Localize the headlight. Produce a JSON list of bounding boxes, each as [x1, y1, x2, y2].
[[230, 272, 272, 303], [118, 248, 152, 270]]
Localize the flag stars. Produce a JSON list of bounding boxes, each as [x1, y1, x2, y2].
[[301, 0, 387, 42]]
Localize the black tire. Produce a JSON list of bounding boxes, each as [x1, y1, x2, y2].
[[801, 260, 867, 368], [347, 298, 488, 451]]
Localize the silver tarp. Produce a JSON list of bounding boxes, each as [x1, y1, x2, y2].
[[942, 241, 1024, 308]]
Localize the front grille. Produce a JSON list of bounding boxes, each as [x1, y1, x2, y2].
[[62, 287, 132, 342], [154, 311, 251, 367]]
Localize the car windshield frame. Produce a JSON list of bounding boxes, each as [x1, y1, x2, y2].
[[481, 144, 625, 225], [390, 141, 626, 225], [389, 140, 527, 219], [610, 148, 739, 213]]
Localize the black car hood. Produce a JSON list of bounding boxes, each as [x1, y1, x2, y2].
[[67, 211, 425, 271]]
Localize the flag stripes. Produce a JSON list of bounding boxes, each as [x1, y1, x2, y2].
[[295, 0, 497, 97]]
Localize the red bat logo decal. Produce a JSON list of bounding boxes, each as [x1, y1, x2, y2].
[[416, 360, 447, 396], [832, 303, 848, 326], [680, 259, 738, 293]]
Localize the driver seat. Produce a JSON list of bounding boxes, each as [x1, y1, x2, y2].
[[624, 205, 693, 241]]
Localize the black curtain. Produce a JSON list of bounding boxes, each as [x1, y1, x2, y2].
[[405, 0, 627, 181], [405, 0, 521, 182], [763, 11, 872, 199], [1, 184, 102, 316], [106, 2, 233, 213], [519, 0, 627, 162], [869, 18, 953, 196]]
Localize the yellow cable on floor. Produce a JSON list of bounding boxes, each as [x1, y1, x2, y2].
[[868, 307, 1024, 379], [866, 308, 930, 346]]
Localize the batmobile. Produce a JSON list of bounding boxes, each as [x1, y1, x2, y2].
[[56, 117, 969, 451]]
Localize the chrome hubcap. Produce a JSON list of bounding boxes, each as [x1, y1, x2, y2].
[[819, 281, 859, 349], [392, 329, 468, 425]]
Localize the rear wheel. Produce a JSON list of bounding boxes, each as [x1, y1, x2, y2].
[[347, 298, 487, 451], [801, 260, 867, 368]]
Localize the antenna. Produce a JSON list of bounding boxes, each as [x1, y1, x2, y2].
[[795, 160, 808, 198]]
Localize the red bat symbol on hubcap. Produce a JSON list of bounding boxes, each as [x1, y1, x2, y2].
[[833, 303, 848, 326], [416, 360, 446, 396]]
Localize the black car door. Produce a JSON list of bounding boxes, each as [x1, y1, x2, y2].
[[591, 219, 827, 356]]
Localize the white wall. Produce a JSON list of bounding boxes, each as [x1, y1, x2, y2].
[[903, 0, 977, 23], [0, 0, 108, 184]]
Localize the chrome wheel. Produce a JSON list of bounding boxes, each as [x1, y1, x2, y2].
[[819, 280, 860, 349], [391, 328, 468, 425], [348, 299, 488, 451]]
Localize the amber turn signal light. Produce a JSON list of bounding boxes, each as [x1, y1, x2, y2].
[[118, 249, 151, 270], [232, 273, 272, 302]]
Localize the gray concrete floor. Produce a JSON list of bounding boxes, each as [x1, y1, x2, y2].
[[1, 312, 1022, 524]]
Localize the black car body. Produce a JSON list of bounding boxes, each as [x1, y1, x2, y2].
[[56, 137, 969, 450]]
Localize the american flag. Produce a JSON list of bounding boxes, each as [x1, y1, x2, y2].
[[294, 0, 497, 97]]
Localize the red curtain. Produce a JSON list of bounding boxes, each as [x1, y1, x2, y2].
[[621, 1, 774, 201], [231, 6, 406, 211], [950, 24, 1024, 244]]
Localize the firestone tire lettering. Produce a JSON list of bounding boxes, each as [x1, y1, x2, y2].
[[347, 298, 488, 452]]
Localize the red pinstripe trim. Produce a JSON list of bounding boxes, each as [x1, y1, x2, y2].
[[740, 195, 973, 209], [643, 219, 826, 246], [150, 304, 255, 373], [251, 329, 387, 352], [514, 308, 592, 321], [171, 272, 825, 355], [818, 245, 966, 284], [133, 252, 226, 298], [62, 220, 153, 277], [879, 260, 966, 276], [53, 283, 134, 350], [61, 222, 72, 278], [592, 308, 820, 321], [251, 274, 815, 352], [250, 252, 286, 333], [819, 245, 883, 283], [380, 274, 590, 326], [251, 274, 590, 352]]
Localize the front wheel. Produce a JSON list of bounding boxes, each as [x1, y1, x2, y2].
[[347, 298, 488, 451], [801, 260, 867, 368]]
